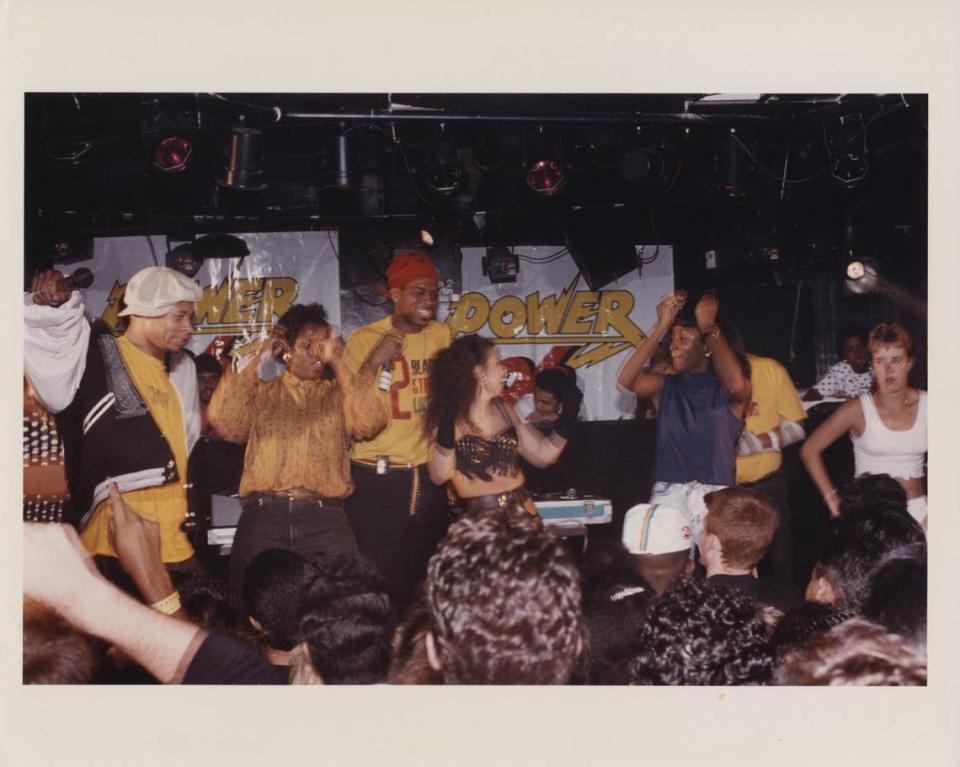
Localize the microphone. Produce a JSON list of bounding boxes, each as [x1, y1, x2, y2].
[[55, 267, 94, 294]]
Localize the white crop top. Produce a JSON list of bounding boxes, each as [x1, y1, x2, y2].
[[851, 391, 927, 479]]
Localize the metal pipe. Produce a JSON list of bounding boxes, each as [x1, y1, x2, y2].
[[283, 109, 775, 126]]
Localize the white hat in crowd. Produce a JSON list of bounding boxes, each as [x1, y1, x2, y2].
[[118, 266, 203, 317], [622, 503, 693, 555]]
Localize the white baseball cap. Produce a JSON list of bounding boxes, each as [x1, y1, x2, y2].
[[118, 266, 203, 317], [622, 503, 693, 555]]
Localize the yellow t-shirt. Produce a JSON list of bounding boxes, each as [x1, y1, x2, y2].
[[80, 335, 193, 563], [344, 317, 452, 465], [736, 354, 806, 484]]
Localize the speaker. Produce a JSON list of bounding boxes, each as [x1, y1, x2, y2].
[[556, 208, 639, 290]]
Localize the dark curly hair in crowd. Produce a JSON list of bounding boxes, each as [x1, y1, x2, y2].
[[862, 542, 927, 650], [298, 554, 396, 685], [242, 549, 320, 652], [276, 302, 329, 343], [424, 334, 494, 437], [814, 498, 923, 611], [629, 577, 773, 686], [838, 473, 907, 517], [770, 602, 856, 655], [426, 507, 584, 685]]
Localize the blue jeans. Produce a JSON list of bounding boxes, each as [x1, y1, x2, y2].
[[229, 494, 359, 594]]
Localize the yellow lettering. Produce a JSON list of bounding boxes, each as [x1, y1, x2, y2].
[[194, 278, 232, 325], [447, 292, 490, 336], [566, 341, 636, 368], [256, 277, 298, 323], [560, 291, 600, 335], [598, 291, 644, 346], [221, 278, 264, 325], [526, 276, 578, 336], [488, 296, 526, 339]]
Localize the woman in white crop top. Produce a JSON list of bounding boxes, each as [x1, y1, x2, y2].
[[800, 323, 927, 529]]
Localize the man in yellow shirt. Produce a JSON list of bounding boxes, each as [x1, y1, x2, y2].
[[736, 353, 806, 592], [25, 266, 202, 582], [343, 252, 452, 611]]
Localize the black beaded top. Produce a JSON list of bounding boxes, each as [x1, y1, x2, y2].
[[456, 427, 520, 481]]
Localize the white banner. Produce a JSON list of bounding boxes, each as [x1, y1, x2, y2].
[[451, 245, 674, 420], [58, 231, 341, 357]]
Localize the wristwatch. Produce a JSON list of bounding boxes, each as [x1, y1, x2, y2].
[[700, 325, 721, 344]]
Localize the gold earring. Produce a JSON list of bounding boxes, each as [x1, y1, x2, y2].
[[283, 352, 292, 365]]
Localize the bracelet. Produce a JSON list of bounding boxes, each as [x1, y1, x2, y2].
[[150, 591, 182, 615], [823, 488, 839, 502], [700, 325, 721, 344]]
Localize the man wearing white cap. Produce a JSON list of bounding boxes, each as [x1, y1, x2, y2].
[[25, 266, 203, 571], [621, 503, 695, 597]]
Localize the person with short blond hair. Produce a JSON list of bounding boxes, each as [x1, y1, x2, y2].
[[801, 322, 927, 528]]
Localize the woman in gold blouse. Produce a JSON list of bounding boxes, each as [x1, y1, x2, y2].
[[208, 303, 388, 592]]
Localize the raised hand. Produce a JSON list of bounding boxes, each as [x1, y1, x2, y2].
[[313, 326, 345, 365], [30, 270, 73, 306], [365, 330, 405, 370], [655, 291, 686, 329], [695, 291, 719, 332]]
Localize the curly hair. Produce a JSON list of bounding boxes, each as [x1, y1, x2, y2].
[[774, 617, 926, 686], [298, 554, 396, 685], [276, 302, 329, 343], [424, 334, 494, 436], [426, 507, 584, 685], [629, 577, 773, 686]]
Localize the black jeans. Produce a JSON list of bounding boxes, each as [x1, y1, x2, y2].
[[346, 462, 450, 615], [228, 494, 359, 595]]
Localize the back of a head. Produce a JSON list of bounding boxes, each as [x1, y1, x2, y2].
[[23, 598, 104, 684], [621, 503, 693, 597], [839, 474, 907, 518], [862, 543, 927, 650], [704, 487, 779, 571], [242, 549, 320, 652], [426, 508, 583, 685], [388, 592, 443, 685], [774, 617, 926, 686], [299, 554, 395, 684], [629, 577, 773, 686], [580, 542, 653, 685], [770, 602, 856, 655], [817, 503, 924, 610]]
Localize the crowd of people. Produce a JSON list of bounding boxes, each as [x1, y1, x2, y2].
[[22, 251, 927, 685]]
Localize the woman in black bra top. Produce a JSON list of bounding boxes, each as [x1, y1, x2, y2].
[[425, 335, 581, 515]]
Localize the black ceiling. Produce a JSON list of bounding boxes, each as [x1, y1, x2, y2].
[[24, 92, 927, 281]]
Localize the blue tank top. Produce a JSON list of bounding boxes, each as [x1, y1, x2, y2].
[[654, 372, 742, 486]]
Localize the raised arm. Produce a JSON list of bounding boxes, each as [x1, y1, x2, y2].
[[799, 398, 864, 518], [696, 294, 752, 409], [320, 334, 388, 441], [427, 410, 457, 485], [616, 293, 682, 398], [23, 271, 92, 413], [511, 377, 582, 468], [23, 523, 204, 683], [207, 340, 272, 444]]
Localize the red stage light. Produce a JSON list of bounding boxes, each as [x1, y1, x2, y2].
[[153, 137, 193, 172], [526, 159, 566, 196]]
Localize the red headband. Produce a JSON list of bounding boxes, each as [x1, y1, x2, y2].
[[385, 252, 439, 291]]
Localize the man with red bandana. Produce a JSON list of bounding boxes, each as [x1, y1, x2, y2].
[[24, 266, 203, 576], [343, 252, 452, 611]]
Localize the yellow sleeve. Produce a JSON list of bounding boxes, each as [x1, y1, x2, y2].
[[340, 366, 389, 440], [207, 368, 259, 444], [774, 363, 806, 423]]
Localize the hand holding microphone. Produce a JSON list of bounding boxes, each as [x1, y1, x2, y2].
[[31, 268, 94, 306]]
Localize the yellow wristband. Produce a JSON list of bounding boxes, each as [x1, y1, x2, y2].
[[150, 591, 182, 615]]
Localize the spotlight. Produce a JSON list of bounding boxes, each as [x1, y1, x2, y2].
[[526, 160, 566, 196], [719, 131, 750, 199], [830, 153, 869, 189], [482, 246, 519, 284], [153, 136, 193, 173], [166, 242, 204, 277], [420, 228, 436, 248], [844, 257, 879, 295], [220, 127, 266, 191]]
